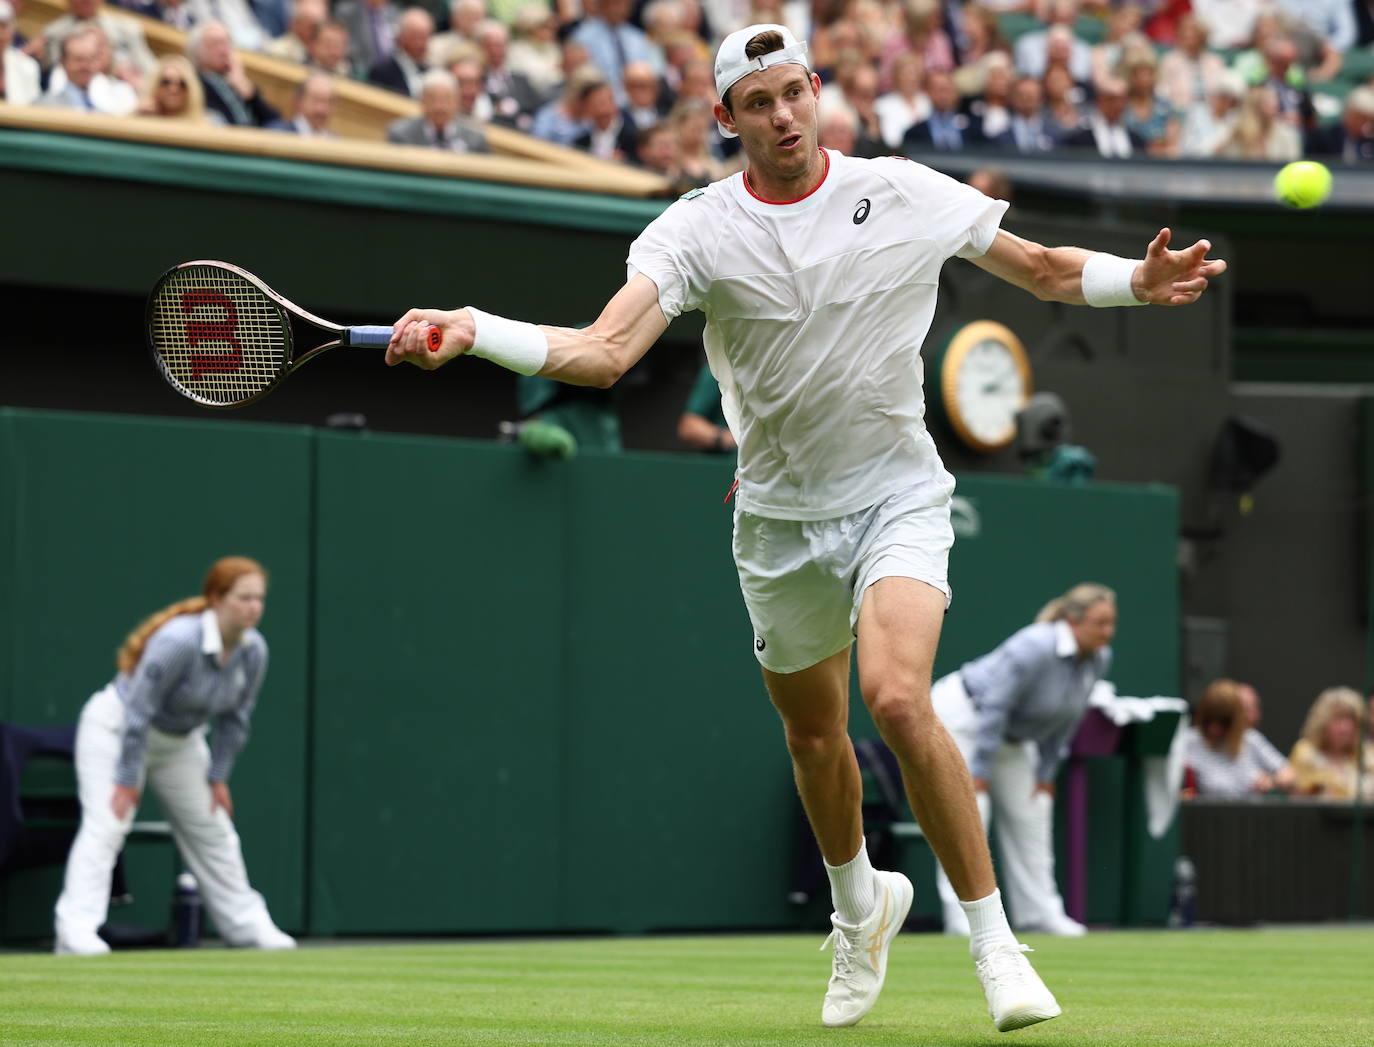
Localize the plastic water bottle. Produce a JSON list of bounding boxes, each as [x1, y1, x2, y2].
[[171, 872, 203, 948], [1167, 856, 1197, 928]]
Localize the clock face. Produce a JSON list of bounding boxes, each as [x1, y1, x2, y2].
[[940, 321, 1032, 453]]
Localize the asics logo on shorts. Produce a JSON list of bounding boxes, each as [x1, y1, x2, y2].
[[755, 637, 766, 652], [853, 198, 871, 225]]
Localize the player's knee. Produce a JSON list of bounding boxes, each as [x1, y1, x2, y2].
[[782, 721, 848, 764], [867, 685, 935, 741]]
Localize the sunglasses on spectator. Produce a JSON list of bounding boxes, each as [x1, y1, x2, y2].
[[160, 77, 187, 87], [1202, 715, 1233, 729]]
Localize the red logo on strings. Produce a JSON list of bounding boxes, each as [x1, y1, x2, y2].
[[182, 290, 244, 379]]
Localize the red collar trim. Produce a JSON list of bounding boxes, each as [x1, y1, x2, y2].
[[742, 148, 830, 205]]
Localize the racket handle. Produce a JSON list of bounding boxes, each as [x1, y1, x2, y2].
[[343, 325, 442, 352]]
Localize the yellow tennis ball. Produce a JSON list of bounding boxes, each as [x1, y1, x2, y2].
[[1273, 161, 1332, 209]]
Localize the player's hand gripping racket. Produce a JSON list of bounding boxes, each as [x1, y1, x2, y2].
[[147, 260, 440, 408]]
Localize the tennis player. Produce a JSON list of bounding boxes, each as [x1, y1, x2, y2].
[[53, 557, 295, 956], [386, 25, 1225, 1032]]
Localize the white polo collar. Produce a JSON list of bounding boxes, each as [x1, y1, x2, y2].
[[1053, 620, 1078, 659], [200, 608, 222, 657]]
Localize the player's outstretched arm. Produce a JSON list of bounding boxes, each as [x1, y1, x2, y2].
[[385, 274, 668, 387], [971, 227, 1228, 307]]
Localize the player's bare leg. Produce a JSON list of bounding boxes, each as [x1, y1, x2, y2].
[[763, 650, 913, 1028], [855, 577, 1060, 1032]]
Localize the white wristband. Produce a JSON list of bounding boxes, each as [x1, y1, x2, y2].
[[1081, 253, 1146, 308], [465, 307, 549, 376]]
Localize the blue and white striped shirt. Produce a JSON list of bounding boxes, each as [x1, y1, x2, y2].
[[958, 620, 1112, 783], [113, 610, 268, 786]]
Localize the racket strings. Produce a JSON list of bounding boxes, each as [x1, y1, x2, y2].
[[149, 267, 288, 406]]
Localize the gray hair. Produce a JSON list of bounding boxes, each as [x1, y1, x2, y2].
[[420, 68, 459, 95], [1035, 583, 1116, 624]]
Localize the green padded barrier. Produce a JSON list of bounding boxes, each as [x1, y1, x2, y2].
[[308, 433, 569, 935]]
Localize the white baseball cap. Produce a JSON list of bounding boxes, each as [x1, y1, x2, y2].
[[713, 23, 811, 139]]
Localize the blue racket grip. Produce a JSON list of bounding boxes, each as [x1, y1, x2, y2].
[[343, 325, 441, 351], [343, 326, 394, 347]]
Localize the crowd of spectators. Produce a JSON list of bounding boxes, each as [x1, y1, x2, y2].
[[1181, 678, 1374, 802], [2, 0, 1372, 179]]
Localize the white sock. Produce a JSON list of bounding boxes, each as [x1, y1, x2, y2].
[[825, 842, 877, 925], [961, 889, 1018, 960]]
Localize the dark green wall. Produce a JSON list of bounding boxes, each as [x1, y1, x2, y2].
[[0, 408, 1179, 938]]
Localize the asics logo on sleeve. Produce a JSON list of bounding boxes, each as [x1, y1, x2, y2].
[[853, 198, 871, 225]]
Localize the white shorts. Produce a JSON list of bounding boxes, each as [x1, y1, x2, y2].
[[732, 473, 956, 674]]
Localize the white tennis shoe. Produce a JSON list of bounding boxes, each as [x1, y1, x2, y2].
[[819, 869, 913, 1028], [975, 943, 1061, 1032]]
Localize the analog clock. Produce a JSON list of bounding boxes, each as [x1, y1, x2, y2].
[[937, 321, 1033, 453]]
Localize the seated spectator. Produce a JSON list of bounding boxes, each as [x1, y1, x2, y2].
[[386, 67, 489, 150], [1041, 62, 1085, 141], [902, 68, 982, 152], [1273, 0, 1357, 54], [266, 0, 326, 65], [669, 97, 729, 181], [819, 102, 861, 154], [881, 0, 955, 79], [1182, 678, 1295, 800], [573, 74, 634, 160], [674, 56, 716, 106], [622, 59, 669, 133], [427, 0, 485, 67], [1090, 3, 1145, 96], [1015, 0, 1091, 84], [190, 20, 281, 127], [954, 4, 1013, 94], [336, 0, 403, 75], [1004, 75, 1055, 153], [308, 19, 354, 79], [632, 120, 682, 181], [1192, 0, 1263, 51], [875, 50, 930, 149], [572, 0, 663, 106], [1305, 86, 1374, 162], [475, 19, 543, 127], [1288, 687, 1374, 802], [1158, 15, 1228, 114], [530, 62, 600, 145], [1255, 35, 1312, 123], [1062, 76, 1143, 157], [46, 24, 141, 113], [1178, 70, 1244, 157], [505, 3, 561, 97], [121, 0, 198, 32], [1120, 48, 1179, 156], [0, 0, 42, 106], [39, 27, 133, 113], [369, 6, 433, 97], [965, 51, 1013, 140], [1216, 83, 1300, 161], [39, 0, 156, 81], [450, 51, 493, 122], [136, 53, 207, 121], [824, 59, 886, 154], [967, 165, 1013, 201], [186, 0, 267, 51], [283, 70, 336, 136]]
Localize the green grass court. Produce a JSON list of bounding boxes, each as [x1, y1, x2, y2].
[[4, 928, 1371, 1046]]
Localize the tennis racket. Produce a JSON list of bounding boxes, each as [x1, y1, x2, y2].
[[146, 260, 440, 408]]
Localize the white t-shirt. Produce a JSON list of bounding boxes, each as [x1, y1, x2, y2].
[[627, 149, 1007, 521]]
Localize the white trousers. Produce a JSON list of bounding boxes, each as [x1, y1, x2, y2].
[[930, 672, 1071, 929], [53, 686, 281, 947]]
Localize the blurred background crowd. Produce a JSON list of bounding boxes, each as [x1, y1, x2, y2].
[[2, 0, 1372, 193]]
